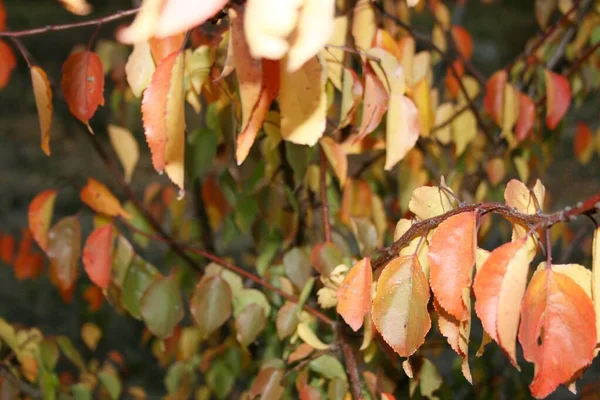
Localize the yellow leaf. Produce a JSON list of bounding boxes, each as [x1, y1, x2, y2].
[[385, 94, 419, 170], [165, 52, 186, 192], [322, 16, 348, 90], [366, 48, 404, 94], [31, 66, 53, 156], [184, 46, 212, 94], [396, 219, 431, 278], [117, 0, 163, 44], [409, 185, 456, 220], [125, 41, 156, 98], [412, 51, 432, 87], [352, 0, 376, 51], [593, 227, 600, 345], [81, 322, 102, 351], [280, 55, 326, 145], [501, 83, 519, 145], [412, 78, 432, 137], [58, 0, 92, 15], [107, 124, 139, 183], [398, 37, 415, 86], [320, 137, 347, 186], [297, 322, 330, 350], [80, 178, 131, 219], [452, 107, 477, 156], [433, 102, 453, 144], [287, 0, 335, 72]]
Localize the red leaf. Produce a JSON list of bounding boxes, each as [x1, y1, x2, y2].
[[61, 50, 105, 125], [428, 211, 476, 320], [141, 50, 183, 174], [473, 239, 529, 366], [515, 92, 535, 143], [519, 268, 596, 398], [444, 60, 464, 99], [544, 69, 571, 130], [451, 25, 473, 60], [0, 40, 16, 90], [483, 70, 507, 126], [337, 258, 372, 331], [574, 122, 593, 163], [355, 63, 388, 142], [0, 0, 6, 31], [149, 33, 186, 63], [28, 189, 57, 252], [0, 233, 15, 264], [83, 225, 113, 289], [13, 229, 44, 281], [83, 285, 104, 312]]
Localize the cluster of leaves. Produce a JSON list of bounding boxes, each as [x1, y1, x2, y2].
[[1, 0, 600, 398]]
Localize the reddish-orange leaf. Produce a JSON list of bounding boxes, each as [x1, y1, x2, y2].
[[337, 258, 372, 331], [544, 69, 571, 130], [355, 63, 388, 142], [28, 189, 57, 252], [483, 70, 507, 126], [61, 50, 105, 125], [473, 239, 529, 366], [13, 229, 44, 281], [574, 122, 594, 164], [80, 178, 131, 219], [372, 255, 431, 357], [515, 92, 535, 143], [519, 268, 596, 398], [0, 233, 15, 264], [83, 225, 113, 289], [31, 66, 54, 155], [428, 211, 476, 320], [451, 25, 473, 60], [83, 285, 104, 312], [444, 60, 464, 99], [0, 40, 16, 90], [0, 0, 6, 31], [149, 33, 186, 64], [141, 50, 182, 174]]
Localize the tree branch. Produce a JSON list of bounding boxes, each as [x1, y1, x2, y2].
[[337, 324, 364, 400]]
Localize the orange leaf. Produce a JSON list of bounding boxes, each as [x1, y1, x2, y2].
[[428, 211, 476, 320], [61, 50, 105, 125], [0, 233, 15, 264], [337, 258, 372, 331], [372, 255, 431, 357], [519, 267, 596, 398], [355, 63, 388, 142], [30, 66, 53, 155], [83, 285, 104, 312], [444, 60, 464, 99], [451, 25, 473, 60], [473, 239, 529, 366], [544, 69, 571, 130], [14, 229, 44, 281], [483, 70, 507, 126], [373, 29, 399, 58], [83, 225, 113, 289], [0, 0, 6, 31], [80, 178, 131, 219], [149, 33, 186, 63], [0, 40, 16, 90], [515, 92, 535, 143], [574, 122, 594, 164], [320, 137, 347, 186], [57, 0, 92, 15], [28, 189, 57, 252]]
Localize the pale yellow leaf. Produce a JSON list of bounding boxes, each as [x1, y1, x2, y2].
[[287, 0, 335, 72], [245, 0, 301, 59], [409, 185, 456, 220], [31, 66, 53, 156], [412, 78, 432, 137], [385, 94, 419, 170], [108, 124, 140, 183], [434, 102, 453, 145], [126, 41, 156, 98], [452, 106, 477, 156], [184, 46, 212, 94], [322, 16, 348, 90], [399, 37, 415, 86], [58, 0, 92, 15], [501, 83, 519, 145], [412, 51, 432, 87], [117, 0, 163, 44], [280, 55, 326, 145], [81, 322, 102, 351], [297, 322, 330, 350], [352, 0, 376, 51], [164, 52, 186, 193], [366, 48, 404, 94]]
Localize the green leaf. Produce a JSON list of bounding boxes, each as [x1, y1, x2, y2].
[[206, 359, 236, 399], [98, 370, 122, 400], [591, 25, 600, 46], [56, 336, 85, 372], [188, 128, 218, 181], [190, 276, 232, 339], [328, 378, 349, 400], [276, 302, 299, 340], [309, 354, 347, 381], [235, 304, 266, 347], [165, 361, 187, 394], [121, 256, 160, 319], [123, 202, 153, 248], [233, 288, 271, 318], [111, 234, 134, 289], [234, 196, 259, 233], [40, 338, 59, 370], [285, 142, 314, 182], [140, 274, 184, 339], [283, 247, 311, 290], [39, 369, 59, 400], [204, 262, 243, 293], [71, 383, 92, 400]]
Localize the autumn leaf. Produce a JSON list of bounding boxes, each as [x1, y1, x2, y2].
[[545, 69, 571, 130], [515, 92, 535, 143], [47, 216, 81, 295], [356, 63, 388, 142], [190, 275, 232, 339], [351, 0, 376, 51], [0, 0, 5, 30], [320, 137, 347, 186], [80, 178, 131, 219], [398, 36, 416, 86], [57, 0, 92, 15], [451, 26, 473, 60], [322, 16, 348, 90], [107, 125, 139, 183], [519, 267, 596, 398], [428, 211, 476, 320], [0, 40, 16, 90], [28, 189, 57, 252], [574, 122, 594, 165], [82, 225, 113, 289], [244, 0, 298, 60], [593, 226, 600, 345], [0, 233, 15, 265], [30, 66, 53, 155], [483, 70, 507, 126], [408, 185, 456, 220], [473, 239, 529, 366], [13, 229, 44, 281], [142, 50, 186, 191], [149, 33, 185, 64], [125, 41, 156, 97], [336, 258, 372, 331], [61, 50, 105, 126], [280, 55, 326, 146], [372, 255, 431, 357], [385, 92, 419, 170]]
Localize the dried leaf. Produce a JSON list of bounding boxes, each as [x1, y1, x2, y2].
[[30, 66, 53, 155]]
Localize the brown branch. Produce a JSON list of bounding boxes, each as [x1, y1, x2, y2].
[[320, 148, 332, 243], [120, 219, 335, 326], [370, 191, 600, 269], [337, 324, 364, 400], [0, 8, 140, 37]]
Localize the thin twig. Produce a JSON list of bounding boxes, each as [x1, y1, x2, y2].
[[337, 324, 364, 400], [9, 37, 33, 67]]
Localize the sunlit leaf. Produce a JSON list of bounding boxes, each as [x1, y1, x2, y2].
[[141, 274, 184, 339], [244, 0, 297, 59], [519, 267, 596, 398], [428, 211, 476, 320], [82, 225, 113, 289], [28, 189, 57, 252], [544, 69, 571, 130], [80, 178, 131, 219], [337, 258, 372, 331], [125, 41, 156, 97], [30, 66, 53, 155], [57, 0, 91, 15], [322, 15, 348, 90], [385, 93, 419, 170], [48, 216, 81, 296], [190, 275, 232, 339], [372, 255, 431, 357], [61, 50, 105, 126], [297, 322, 330, 350], [408, 185, 456, 220]]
